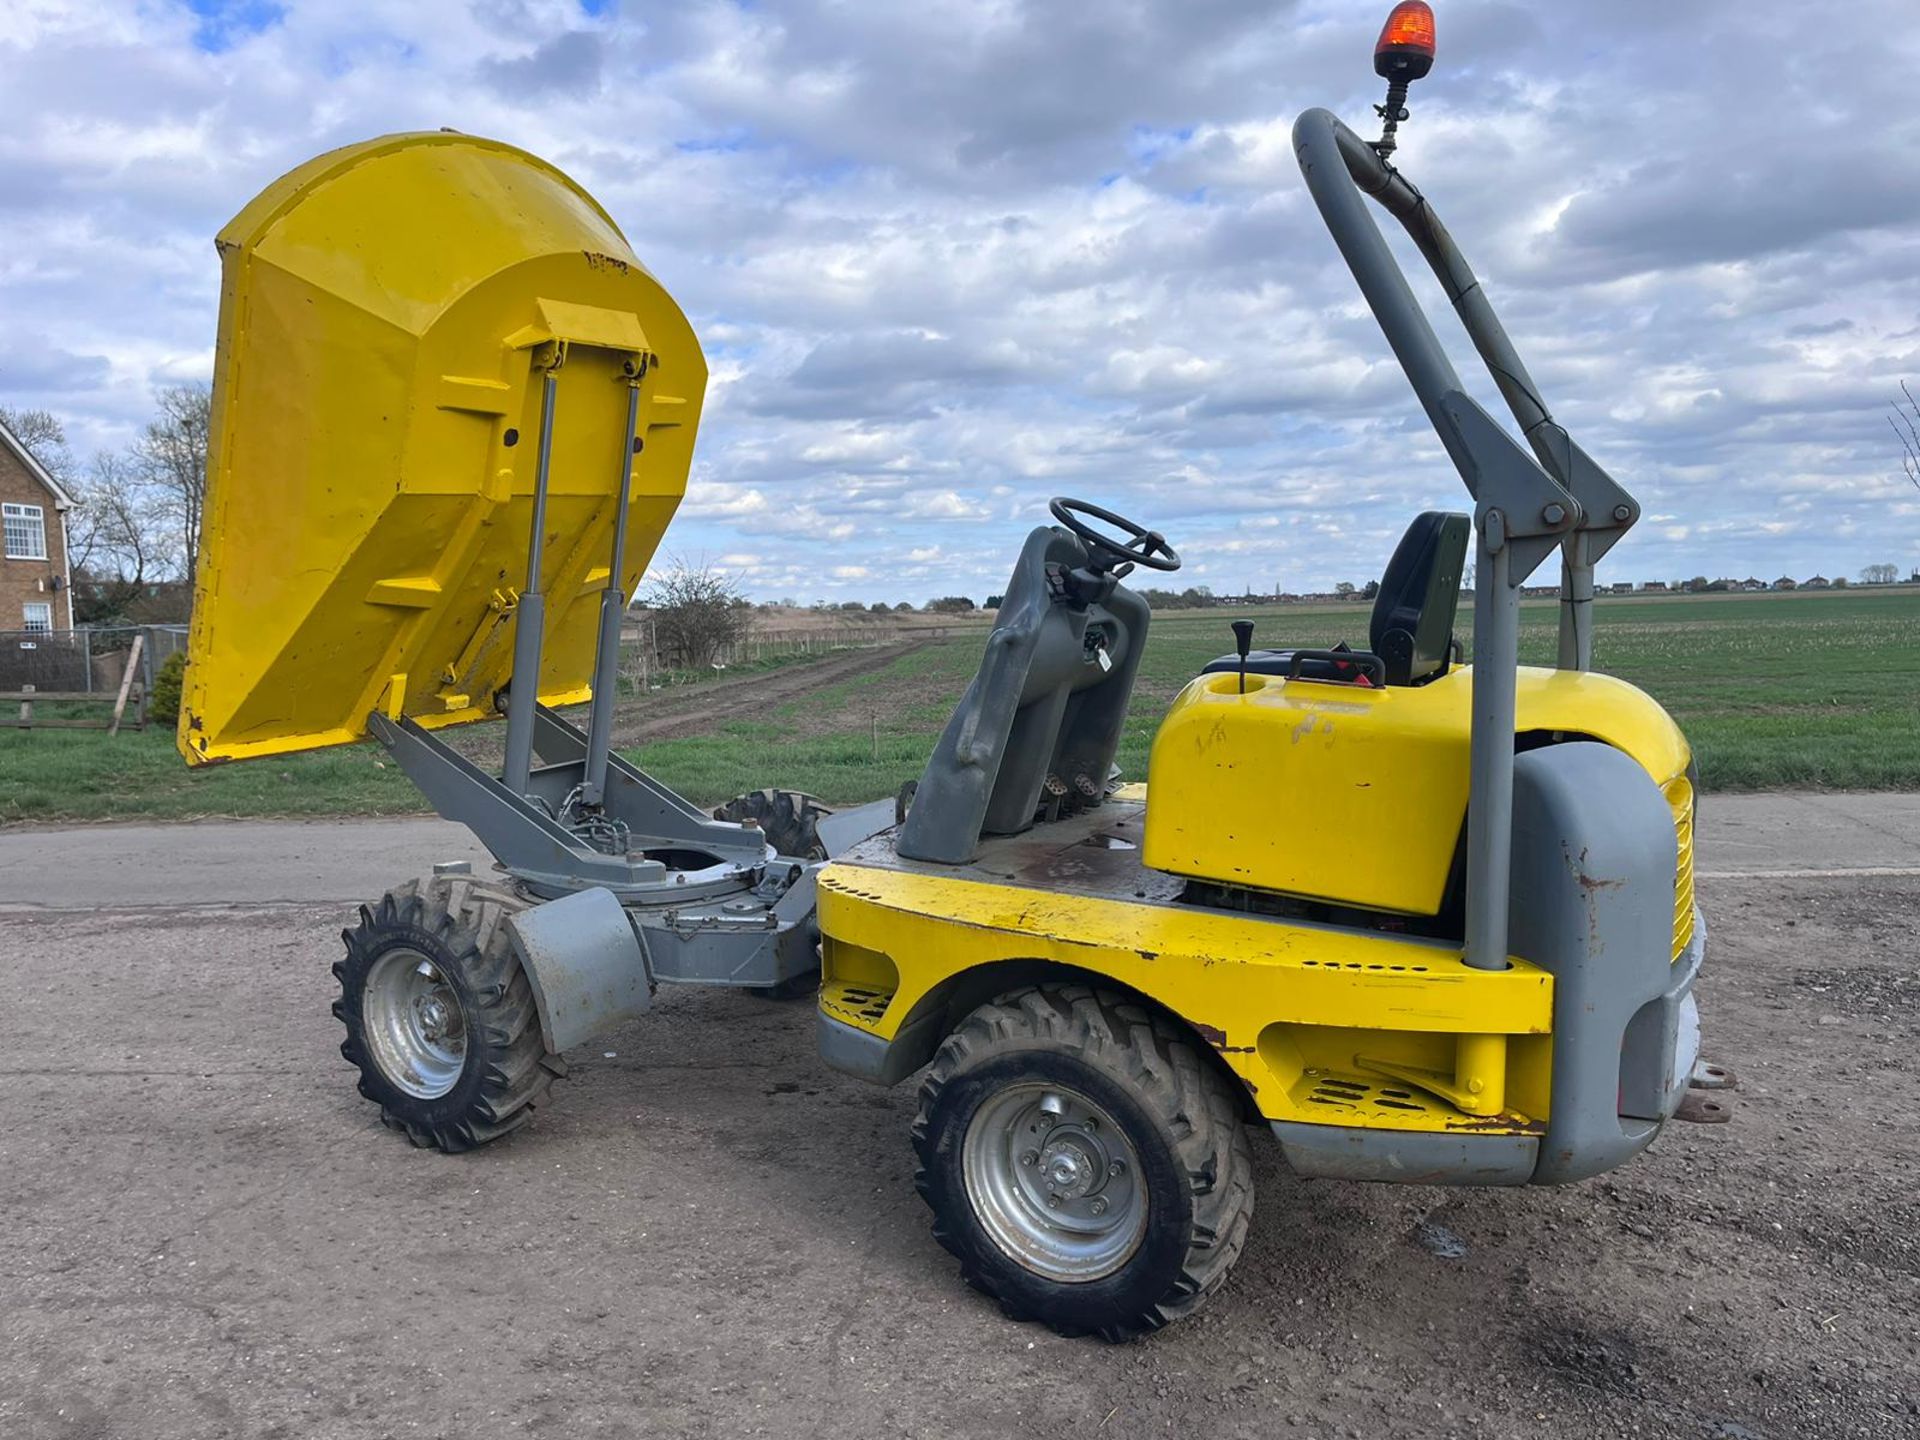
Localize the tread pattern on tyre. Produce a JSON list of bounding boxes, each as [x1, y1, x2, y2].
[[911, 984, 1255, 1341], [712, 787, 831, 860], [333, 875, 563, 1153]]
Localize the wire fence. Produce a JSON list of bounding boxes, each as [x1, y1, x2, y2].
[[617, 619, 967, 692], [0, 617, 958, 703], [0, 624, 187, 695]]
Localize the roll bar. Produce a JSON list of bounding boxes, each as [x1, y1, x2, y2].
[[1292, 107, 1641, 973]]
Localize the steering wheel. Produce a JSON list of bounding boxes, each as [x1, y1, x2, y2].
[[1048, 496, 1182, 573]]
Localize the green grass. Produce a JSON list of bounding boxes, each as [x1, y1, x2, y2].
[[2, 589, 1914, 825], [628, 589, 1920, 804], [0, 724, 424, 825]]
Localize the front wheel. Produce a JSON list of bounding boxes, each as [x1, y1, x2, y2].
[[333, 876, 564, 1152], [912, 986, 1254, 1340]]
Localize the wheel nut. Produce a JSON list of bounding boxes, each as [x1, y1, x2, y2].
[[1021, 1151, 1038, 1167], [1108, 1159, 1125, 1177], [1090, 1197, 1108, 1216], [1046, 1193, 1063, 1209]]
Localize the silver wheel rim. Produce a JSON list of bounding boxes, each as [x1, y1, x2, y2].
[[961, 1082, 1146, 1282], [362, 947, 468, 1100]]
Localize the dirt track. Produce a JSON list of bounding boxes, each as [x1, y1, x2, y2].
[[2, 798, 1917, 1439], [606, 641, 932, 748]]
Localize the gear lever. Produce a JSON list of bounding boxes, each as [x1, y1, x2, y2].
[[1231, 620, 1255, 694]]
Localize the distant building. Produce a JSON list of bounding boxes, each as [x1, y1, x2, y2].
[[1740, 577, 1766, 592], [1804, 575, 1831, 590], [1772, 576, 1797, 591], [1640, 580, 1668, 593], [0, 414, 73, 633]]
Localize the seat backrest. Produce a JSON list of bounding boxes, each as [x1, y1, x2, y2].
[[1369, 511, 1470, 686]]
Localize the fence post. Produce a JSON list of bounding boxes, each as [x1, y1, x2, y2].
[[82, 629, 93, 693], [110, 633, 146, 737]]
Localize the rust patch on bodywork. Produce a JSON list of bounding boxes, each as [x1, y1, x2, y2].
[[1445, 1112, 1546, 1135]]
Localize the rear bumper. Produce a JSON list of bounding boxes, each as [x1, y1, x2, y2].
[[1272, 911, 1707, 1186], [1269, 1122, 1540, 1185]]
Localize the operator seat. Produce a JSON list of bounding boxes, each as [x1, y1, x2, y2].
[[897, 521, 1152, 865], [1202, 510, 1470, 687]]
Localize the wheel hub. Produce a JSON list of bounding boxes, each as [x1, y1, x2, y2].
[[417, 995, 453, 1039], [962, 1083, 1146, 1282], [362, 948, 469, 1100], [1041, 1138, 1097, 1199]]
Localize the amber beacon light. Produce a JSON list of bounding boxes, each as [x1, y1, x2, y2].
[[1375, 2, 1437, 78], [1370, 2, 1436, 157]]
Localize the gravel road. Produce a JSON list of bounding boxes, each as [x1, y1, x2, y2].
[[2, 795, 1916, 1439]]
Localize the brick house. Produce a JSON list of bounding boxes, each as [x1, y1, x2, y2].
[[0, 415, 74, 633]]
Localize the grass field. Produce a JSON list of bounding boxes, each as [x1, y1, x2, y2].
[[627, 588, 1920, 803], [1, 588, 1914, 826]]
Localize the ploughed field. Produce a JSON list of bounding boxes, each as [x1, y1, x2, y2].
[[1, 588, 1914, 824]]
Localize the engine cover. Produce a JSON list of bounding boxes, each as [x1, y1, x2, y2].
[[1141, 663, 1689, 916]]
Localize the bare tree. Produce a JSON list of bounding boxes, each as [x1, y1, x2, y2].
[[1893, 381, 1920, 490], [1861, 563, 1899, 586], [5, 398, 206, 617], [137, 384, 212, 582], [68, 452, 176, 623], [642, 558, 751, 669], [0, 407, 78, 486]]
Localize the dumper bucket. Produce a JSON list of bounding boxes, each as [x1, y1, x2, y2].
[[179, 131, 706, 765]]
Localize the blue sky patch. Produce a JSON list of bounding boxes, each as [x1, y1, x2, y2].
[[182, 0, 286, 53]]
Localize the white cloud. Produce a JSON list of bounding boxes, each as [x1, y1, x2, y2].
[[3, 0, 1918, 602]]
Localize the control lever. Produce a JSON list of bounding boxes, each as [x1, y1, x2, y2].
[[1230, 620, 1255, 694]]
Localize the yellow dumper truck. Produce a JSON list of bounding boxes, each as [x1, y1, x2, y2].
[[184, 2, 1724, 1340]]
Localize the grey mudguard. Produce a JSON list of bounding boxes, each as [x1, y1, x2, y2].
[[505, 885, 653, 1054], [1509, 741, 1687, 1184], [899, 525, 1148, 864]]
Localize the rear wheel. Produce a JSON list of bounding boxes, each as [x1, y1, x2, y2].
[[912, 985, 1254, 1340], [332, 876, 564, 1152]]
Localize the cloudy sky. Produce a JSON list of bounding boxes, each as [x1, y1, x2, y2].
[[5, 0, 1919, 601]]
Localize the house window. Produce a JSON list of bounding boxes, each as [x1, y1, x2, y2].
[[3, 503, 47, 560], [22, 603, 53, 634]]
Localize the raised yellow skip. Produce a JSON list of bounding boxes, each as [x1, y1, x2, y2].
[[181, 132, 706, 765]]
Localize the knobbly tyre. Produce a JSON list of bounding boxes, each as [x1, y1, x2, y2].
[[182, 1, 1729, 1343]]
